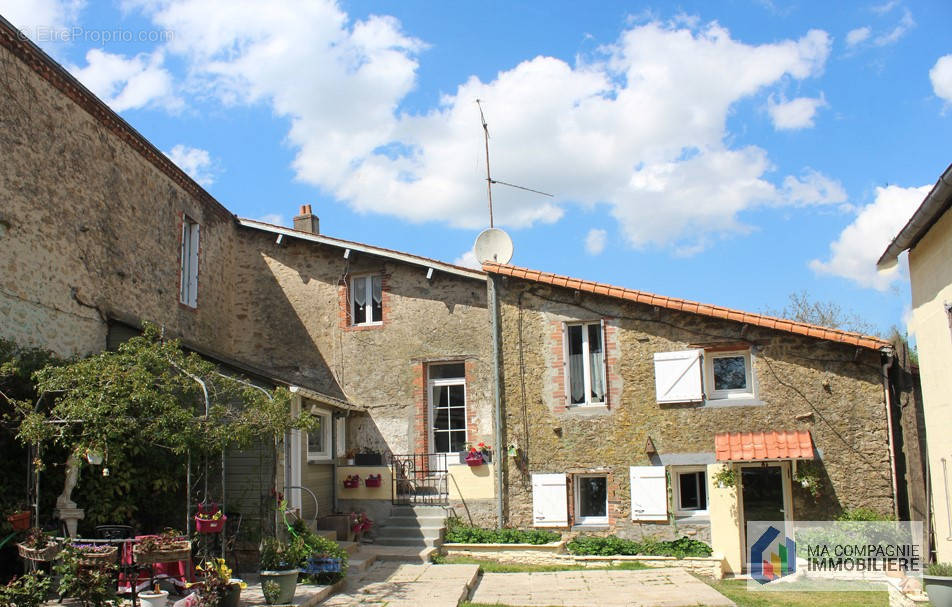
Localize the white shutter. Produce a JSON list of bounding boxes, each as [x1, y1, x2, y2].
[[653, 350, 703, 403], [531, 473, 568, 527], [335, 417, 346, 458], [179, 222, 188, 303], [187, 223, 200, 307], [630, 466, 668, 521]]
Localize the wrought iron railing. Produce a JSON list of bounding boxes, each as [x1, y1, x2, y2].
[[389, 453, 448, 505]]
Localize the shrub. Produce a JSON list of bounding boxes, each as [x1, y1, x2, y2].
[[926, 562, 952, 577], [260, 535, 311, 571], [836, 508, 894, 522], [566, 535, 712, 558], [290, 520, 348, 584], [0, 571, 52, 607], [444, 519, 559, 545]]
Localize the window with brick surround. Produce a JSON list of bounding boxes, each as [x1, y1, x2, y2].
[[574, 474, 608, 526], [350, 274, 382, 326], [179, 216, 199, 307], [565, 321, 607, 406], [429, 363, 467, 454]]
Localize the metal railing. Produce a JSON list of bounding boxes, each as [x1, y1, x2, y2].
[[389, 453, 448, 505]]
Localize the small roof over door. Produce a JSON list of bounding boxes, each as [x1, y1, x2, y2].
[[715, 430, 814, 462]]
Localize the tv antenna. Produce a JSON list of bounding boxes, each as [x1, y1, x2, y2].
[[476, 98, 552, 228]]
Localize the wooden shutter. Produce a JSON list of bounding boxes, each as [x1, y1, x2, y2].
[[187, 223, 200, 307], [653, 350, 703, 403], [630, 466, 668, 521], [532, 473, 568, 527], [179, 221, 188, 304]]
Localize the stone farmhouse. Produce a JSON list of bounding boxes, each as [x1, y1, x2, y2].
[[0, 15, 926, 573]]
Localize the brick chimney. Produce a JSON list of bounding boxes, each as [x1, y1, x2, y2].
[[293, 204, 319, 234]]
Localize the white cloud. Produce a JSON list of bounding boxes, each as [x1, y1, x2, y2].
[[781, 170, 847, 206], [453, 250, 481, 270], [930, 54, 952, 106], [585, 229, 607, 255], [166, 144, 216, 186], [68, 48, 182, 112], [130, 3, 834, 254], [871, 0, 899, 15], [873, 7, 914, 46], [767, 94, 827, 130], [0, 0, 84, 51], [845, 27, 871, 48], [810, 184, 929, 290]]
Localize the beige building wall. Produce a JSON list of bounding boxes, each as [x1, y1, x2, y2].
[[908, 207, 952, 562]]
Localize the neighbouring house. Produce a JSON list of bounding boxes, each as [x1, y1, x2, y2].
[[0, 12, 499, 555], [879, 163, 952, 563], [482, 262, 925, 574]]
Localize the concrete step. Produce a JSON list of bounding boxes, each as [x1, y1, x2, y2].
[[336, 540, 361, 555], [367, 545, 437, 563], [372, 536, 442, 548], [385, 514, 447, 525], [346, 551, 376, 575], [315, 529, 338, 541], [375, 527, 443, 540]]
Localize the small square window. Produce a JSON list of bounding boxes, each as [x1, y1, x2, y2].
[[351, 275, 382, 326], [674, 468, 708, 515], [574, 474, 608, 526], [705, 349, 754, 400]]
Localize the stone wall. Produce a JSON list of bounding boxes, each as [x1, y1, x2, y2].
[[228, 227, 493, 455], [495, 277, 895, 536]]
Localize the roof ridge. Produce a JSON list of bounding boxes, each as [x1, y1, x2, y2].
[[483, 262, 890, 350]]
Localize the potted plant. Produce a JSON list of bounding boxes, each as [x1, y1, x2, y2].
[[16, 527, 61, 562], [259, 536, 307, 605], [0, 571, 51, 607], [354, 448, 383, 466], [365, 473, 382, 488], [133, 529, 192, 565], [464, 447, 484, 467], [71, 543, 119, 567], [477, 442, 492, 463], [195, 503, 227, 534], [138, 583, 169, 607], [190, 558, 245, 607], [342, 475, 360, 489], [793, 461, 823, 499], [6, 503, 31, 531], [925, 562, 952, 606], [54, 545, 118, 607], [344, 448, 356, 466], [350, 512, 373, 542]]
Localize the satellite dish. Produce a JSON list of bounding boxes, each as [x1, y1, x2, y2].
[[474, 228, 514, 264]]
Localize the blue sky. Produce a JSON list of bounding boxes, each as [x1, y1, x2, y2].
[[3, 0, 951, 336]]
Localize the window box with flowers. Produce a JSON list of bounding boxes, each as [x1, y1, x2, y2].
[[364, 474, 382, 488], [342, 475, 361, 489], [465, 442, 492, 466]]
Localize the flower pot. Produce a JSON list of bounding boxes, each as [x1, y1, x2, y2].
[[464, 454, 483, 467], [354, 453, 383, 466], [343, 479, 359, 489], [302, 557, 341, 574], [85, 450, 104, 465], [139, 589, 169, 607], [365, 476, 382, 488], [925, 575, 952, 607], [75, 545, 119, 566], [259, 569, 299, 605], [195, 514, 227, 534], [6, 510, 30, 531], [17, 541, 61, 562], [219, 580, 243, 607]]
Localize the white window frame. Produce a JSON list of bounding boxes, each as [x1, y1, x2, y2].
[[350, 274, 383, 326], [179, 217, 199, 308], [563, 321, 607, 407], [672, 466, 709, 516], [306, 408, 332, 462], [428, 364, 468, 455], [573, 474, 609, 526], [704, 349, 754, 401]]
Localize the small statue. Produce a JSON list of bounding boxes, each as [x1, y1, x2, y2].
[[56, 451, 81, 510]]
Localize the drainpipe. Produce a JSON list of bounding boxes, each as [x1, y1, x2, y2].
[[488, 273, 505, 528], [881, 350, 900, 519]]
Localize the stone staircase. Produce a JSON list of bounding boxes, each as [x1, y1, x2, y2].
[[372, 505, 447, 551]]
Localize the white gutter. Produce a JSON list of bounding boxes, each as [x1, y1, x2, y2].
[[238, 218, 487, 282], [878, 163, 952, 269]]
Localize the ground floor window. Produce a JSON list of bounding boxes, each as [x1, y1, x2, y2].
[[574, 474, 608, 525], [674, 467, 708, 514], [429, 362, 467, 454]]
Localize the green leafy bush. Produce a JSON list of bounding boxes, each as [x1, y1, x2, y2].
[[836, 508, 894, 522], [0, 571, 52, 607], [566, 535, 712, 558], [260, 535, 311, 571], [926, 562, 952, 577], [444, 518, 560, 544], [290, 520, 348, 584]]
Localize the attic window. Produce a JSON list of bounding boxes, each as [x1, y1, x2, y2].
[[705, 350, 754, 400]]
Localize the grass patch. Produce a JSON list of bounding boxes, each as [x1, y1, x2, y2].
[[704, 578, 888, 607], [436, 555, 648, 573]]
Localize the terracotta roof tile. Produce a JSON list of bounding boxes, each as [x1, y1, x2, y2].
[[482, 262, 890, 351], [715, 431, 814, 461]]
